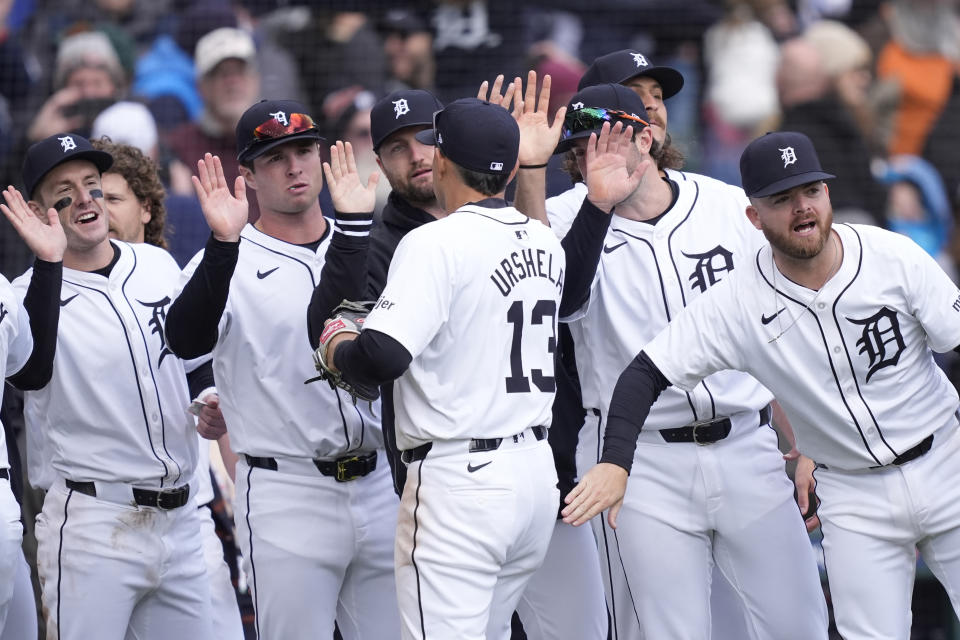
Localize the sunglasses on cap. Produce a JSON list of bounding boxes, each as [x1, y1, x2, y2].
[[253, 112, 318, 142], [561, 107, 649, 141]]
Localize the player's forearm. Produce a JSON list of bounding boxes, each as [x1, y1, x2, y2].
[[559, 198, 612, 317], [7, 258, 62, 390], [334, 329, 412, 387], [166, 235, 239, 359], [513, 168, 550, 226], [601, 351, 671, 471], [307, 212, 373, 348]]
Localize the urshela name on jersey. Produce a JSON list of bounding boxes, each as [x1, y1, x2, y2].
[[490, 247, 564, 297]]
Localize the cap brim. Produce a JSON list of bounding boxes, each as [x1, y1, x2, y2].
[[554, 130, 595, 154], [623, 68, 685, 99], [413, 128, 437, 146], [374, 120, 434, 152], [748, 172, 836, 197], [238, 131, 324, 163]]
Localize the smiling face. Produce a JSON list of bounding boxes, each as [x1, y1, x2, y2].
[[33, 159, 109, 254], [241, 138, 324, 216], [747, 181, 834, 260], [376, 125, 436, 207]]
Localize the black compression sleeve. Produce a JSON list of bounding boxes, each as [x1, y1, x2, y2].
[[333, 329, 412, 387], [8, 259, 62, 390], [559, 198, 612, 317], [165, 235, 239, 359], [185, 360, 215, 399], [306, 212, 373, 348], [600, 351, 672, 472]]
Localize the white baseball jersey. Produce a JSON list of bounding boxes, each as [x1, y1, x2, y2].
[[645, 222, 960, 470], [0, 276, 32, 470], [14, 241, 198, 487], [561, 169, 774, 424], [177, 222, 381, 458], [364, 202, 565, 451], [544, 182, 588, 240]]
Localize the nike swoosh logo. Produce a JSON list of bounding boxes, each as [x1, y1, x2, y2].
[[467, 461, 492, 473], [761, 308, 786, 325], [60, 294, 78, 307], [257, 267, 279, 280], [603, 241, 627, 254]]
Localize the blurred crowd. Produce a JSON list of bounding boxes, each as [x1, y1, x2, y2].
[[0, 0, 959, 279]]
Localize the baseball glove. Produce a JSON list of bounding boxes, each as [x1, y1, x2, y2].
[[306, 300, 380, 403]]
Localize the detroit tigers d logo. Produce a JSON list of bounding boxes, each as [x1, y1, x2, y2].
[[848, 307, 905, 382], [682, 245, 734, 293], [137, 296, 174, 367]]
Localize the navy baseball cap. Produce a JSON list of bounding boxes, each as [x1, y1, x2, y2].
[[22, 133, 113, 199], [740, 131, 835, 198], [414, 98, 519, 175], [555, 84, 650, 154], [579, 50, 684, 99], [236, 99, 324, 164], [371, 89, 443, 152]]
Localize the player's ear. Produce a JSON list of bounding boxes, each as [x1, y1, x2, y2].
[[140, 200, 152, 226], [375, 155, 384, 173], [239, 164, 257, 191], [745, 204, 762, 230], [27, 199, 46, 220], [637, 126, 653, 154]]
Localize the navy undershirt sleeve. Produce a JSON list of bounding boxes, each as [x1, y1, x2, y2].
[[600, 351, 672, 472], [185, 360, 215, 399], [165, 235, 239, 359], [559, 198, 612, 317], [8, 259, 62, 390], [333, 329, 412, 387]]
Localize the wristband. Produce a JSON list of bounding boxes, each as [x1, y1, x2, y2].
[[519, 163, 548, 169]]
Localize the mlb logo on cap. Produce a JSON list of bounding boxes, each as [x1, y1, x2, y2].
[[739, 131, 835, 198]]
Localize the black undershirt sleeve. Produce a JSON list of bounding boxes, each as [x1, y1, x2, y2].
[[333, 329, 412, 387], [600, 351, 672, 472], [559, 198, 612, 318], [306, 212, 373, 349], [165, 235, 239, 359], [8, 259, 62, 390], [185, 360, 215, 399]]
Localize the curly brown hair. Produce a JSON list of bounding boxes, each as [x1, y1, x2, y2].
[[91, 138, 168, 249]]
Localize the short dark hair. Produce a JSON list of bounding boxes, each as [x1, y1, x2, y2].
[[91, 138, 168, 249], [452, 163, 511, 196]]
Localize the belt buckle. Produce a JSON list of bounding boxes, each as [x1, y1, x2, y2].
[[691, 421, 712, 446], [154, 488, 182, 510], [335, 456, 361, 482]]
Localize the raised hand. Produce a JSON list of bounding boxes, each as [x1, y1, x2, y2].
[[323, 141, 380, 214], [192, 153, 248, 243], [477, 74, 518, 116], [0, 185, 66, 262], [515, 70, 567, 166], [584, 121, 652, 213]]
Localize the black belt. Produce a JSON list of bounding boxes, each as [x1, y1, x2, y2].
[[65, 479, 191, 510], [244, 451, 377, 482], [0, 469, 8, 480], [401, 426, 548, 464], [891, 434, 933, 466], [659, 405, 773, 445]]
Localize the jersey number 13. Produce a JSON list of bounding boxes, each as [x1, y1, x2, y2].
[[505, 299, 557, 393]]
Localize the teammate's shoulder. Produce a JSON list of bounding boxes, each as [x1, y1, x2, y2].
[[668, 169, 746, 198]]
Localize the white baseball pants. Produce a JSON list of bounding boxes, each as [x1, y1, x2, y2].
[[578, 411, 828, 640], [816, 421, 960, 639], [234, 455, 399, 640], [396, 433, 559, 640], [36, 479, 214, 640], [198, 507, 244, 639]]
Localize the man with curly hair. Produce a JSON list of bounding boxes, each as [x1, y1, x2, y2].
[[91, 139, 168, 248]]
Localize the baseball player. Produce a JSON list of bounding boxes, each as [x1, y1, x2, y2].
[[567, 129, 960, 640], [477, 71, 607, 640], [92, 138, 245, 640], [163, 99, 399, 640], [519, 76, 829, 639], [11, 133, 214, 639], [318, 97, 563, 640], [0, 184, 65, 640]]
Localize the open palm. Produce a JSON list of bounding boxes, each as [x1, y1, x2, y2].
[[0, 185, 66, 261], [323, 141, 380, 214], [192, 153, 248, 243], [585, 121, 651, 213]]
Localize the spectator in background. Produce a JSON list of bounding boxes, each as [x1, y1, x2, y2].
[[378, 9, 435, 93], [876, 0, 960, 156], [166, 26, 261, 221], [92, 101, 159, 159], [776, 35, 887, 226]]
